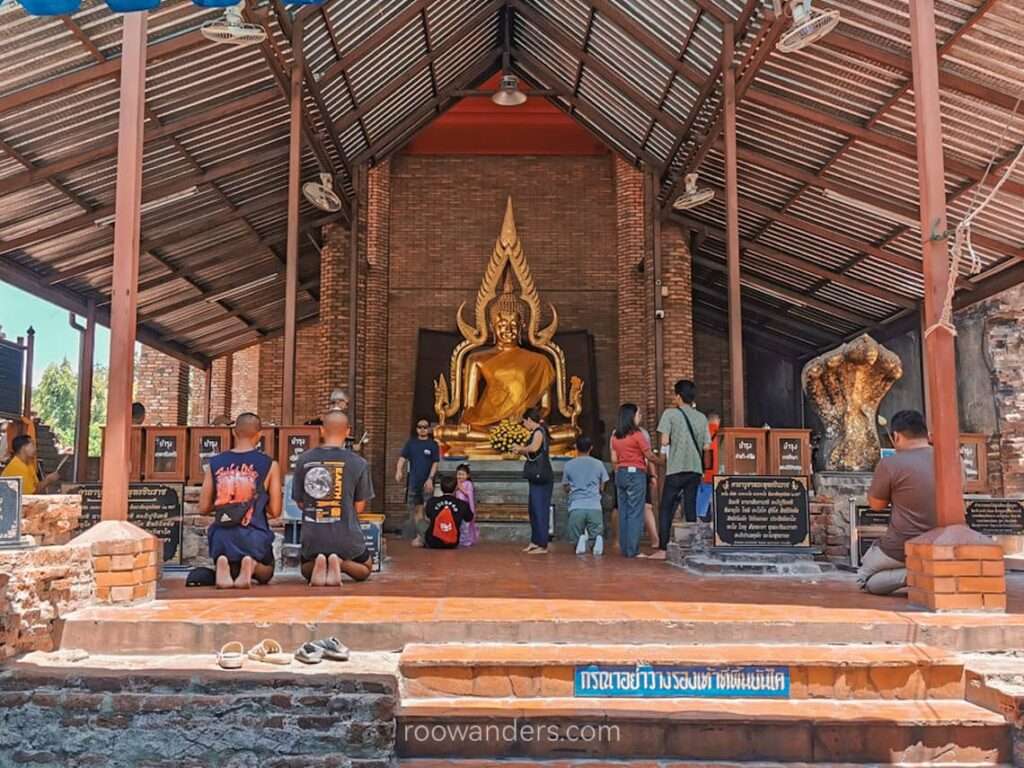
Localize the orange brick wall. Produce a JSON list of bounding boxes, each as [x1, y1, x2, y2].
[[694, 327, 732, 423], [380, 153, 625, 514], [134, 347, 188, 426], [230, 346, 259, 418], [257, 323, 324, 425]]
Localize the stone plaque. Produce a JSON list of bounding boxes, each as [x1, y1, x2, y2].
[[78, 483, 184, 564], [966, 499, 1024, 537], [855, 505, 891, 527], [153, 434, 180, 474], [278, 428, 320, 474], [713, 475, 810, 548], [0, 476, 22, 547], [361, 521, 383, 573], [574, 665, 789, 698], [777, 438, 803, 474]]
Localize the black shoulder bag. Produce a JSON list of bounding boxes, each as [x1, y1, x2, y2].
[[522, 427, 553, 485], [679, 408, 714, 472]]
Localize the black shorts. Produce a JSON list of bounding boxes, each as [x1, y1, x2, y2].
[[407, 487, 426, 506], [301, 549, 371, 565]]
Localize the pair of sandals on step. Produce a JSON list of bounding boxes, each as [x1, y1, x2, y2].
[[217, 637, 348, 668]]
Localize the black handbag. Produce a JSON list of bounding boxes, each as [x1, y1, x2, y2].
[[522, 428, 553, 485], [214, 501, 250, 528]]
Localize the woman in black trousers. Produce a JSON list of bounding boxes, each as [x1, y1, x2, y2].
[[517, 408, 552, 555]]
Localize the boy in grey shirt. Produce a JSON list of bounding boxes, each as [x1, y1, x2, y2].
[[562, 436, 609, 556]]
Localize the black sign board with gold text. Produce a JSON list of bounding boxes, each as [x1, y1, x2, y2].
[[713, 475, 810, 548], [966, 499, 1024, 537], [0, 476, 22, 548], [77, 483, 184, 564]]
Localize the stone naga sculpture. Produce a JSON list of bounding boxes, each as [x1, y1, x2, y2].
[[801, 334, 902, 471]]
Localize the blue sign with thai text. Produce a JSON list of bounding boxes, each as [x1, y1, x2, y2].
[[574, 665, 790, 698]]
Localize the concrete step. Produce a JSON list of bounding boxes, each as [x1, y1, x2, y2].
[[399, 643, 965, 700], [397, 697, 1009, 763], [58, 596, 1024, 654], [403, 762, 1015, 768]]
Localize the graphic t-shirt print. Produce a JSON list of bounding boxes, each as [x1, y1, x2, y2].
[[304, 460, 345, 522], [214, 462, 260, 506]]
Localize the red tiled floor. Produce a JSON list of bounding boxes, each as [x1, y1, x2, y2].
[[159, 539, 1024, 613]]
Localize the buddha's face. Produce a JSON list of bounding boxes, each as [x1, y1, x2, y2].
[[493, 308, 522, 346]]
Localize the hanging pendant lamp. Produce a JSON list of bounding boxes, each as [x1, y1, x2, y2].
[[106, 0, 159, 10], [18, 0, 81, 15], [491, 74, 527, 107]]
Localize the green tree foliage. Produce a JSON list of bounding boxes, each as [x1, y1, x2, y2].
[[33, 360, 109, 455], [34, 359, 76, 448]]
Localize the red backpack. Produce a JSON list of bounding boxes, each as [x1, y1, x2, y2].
[[432, 502, 459, 546]]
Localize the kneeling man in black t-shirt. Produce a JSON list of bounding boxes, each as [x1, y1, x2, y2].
[[424, 475, 474, 549], [292, 409, 374, 586]]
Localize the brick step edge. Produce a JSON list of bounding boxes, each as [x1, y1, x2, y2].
[[397, 696, 1005, 724], [400, 762, 1016, 768], [399, 642, 960, 668], [397, 698, 1009, 763]]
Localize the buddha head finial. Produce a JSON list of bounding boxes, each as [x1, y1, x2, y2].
[[490, 270, 524, 347]]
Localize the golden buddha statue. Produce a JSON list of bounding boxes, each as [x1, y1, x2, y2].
[[434, 198, 584, 458]]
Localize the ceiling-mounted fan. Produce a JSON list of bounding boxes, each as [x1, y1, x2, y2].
[[774, 0, 840, 53], [672, 174, 715, 211]]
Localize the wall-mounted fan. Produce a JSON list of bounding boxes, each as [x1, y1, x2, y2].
[[775, 0, 840, 53], [303, 173, 342, 213], [201, 2, 267, 46], [672, 174, 715, 211]]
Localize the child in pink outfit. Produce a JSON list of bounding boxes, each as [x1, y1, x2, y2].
[[455, 463, 479, 547]]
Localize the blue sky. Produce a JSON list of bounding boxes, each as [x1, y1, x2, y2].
[[0, 282, 111, 384]]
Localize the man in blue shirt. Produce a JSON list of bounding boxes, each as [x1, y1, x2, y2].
[[562, 436, 609, 556], [395, 417, 439, 547]]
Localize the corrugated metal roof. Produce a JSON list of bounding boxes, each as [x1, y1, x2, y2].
[[0, 0, 1021, 363]]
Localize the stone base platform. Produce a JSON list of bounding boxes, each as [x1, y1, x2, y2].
[[0, 651, 396, 767], [666, 522, 838, 578]]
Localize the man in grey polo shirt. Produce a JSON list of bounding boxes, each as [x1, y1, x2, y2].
[[650, 379, 710, 560]]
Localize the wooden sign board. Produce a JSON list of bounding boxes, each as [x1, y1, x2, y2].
[[0, 476, 22, 548], [188, 428, 231, 485], [966, 499, 1024, 537], [959, 434, 988, 493], [100, 426, 144, 481], [768, 429, 811, 477], [0, 339, 24, 418], [713, 475, 810, 548], [278, 427, 321, 474], [78, 482, 184, 564], [144, 427, 188, 482], [719, 428, 767, 475]]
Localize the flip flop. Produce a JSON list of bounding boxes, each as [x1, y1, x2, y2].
[[313, 636, 350, 661], [247, 639, 291, 665], [295, 642, 324, 665], [217, 641, 244, 669]]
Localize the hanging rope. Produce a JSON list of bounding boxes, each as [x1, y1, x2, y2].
[[925, 96, 1023, 339]]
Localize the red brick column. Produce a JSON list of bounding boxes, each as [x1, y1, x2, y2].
[[615, 157, 654, 417], [134, 347, 189, 425], [318, 223, 351, 409], [362, 161, 391, 511], [660, 222, 695, 394], [230, 345, 259, 417], [906, 525, 1007, 612], [208, 354, 232, 422]]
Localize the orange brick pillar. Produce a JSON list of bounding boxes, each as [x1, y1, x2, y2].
[[906, 525, 1006, 612], [73, 520, 161, 604]]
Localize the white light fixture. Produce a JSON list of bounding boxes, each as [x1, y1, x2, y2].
[[204, 273, 279, 303], [492, 74, 527, 107], [95, 186, 200, 227], [821, 189, 919, 229], [744, 280, 807, 307]]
